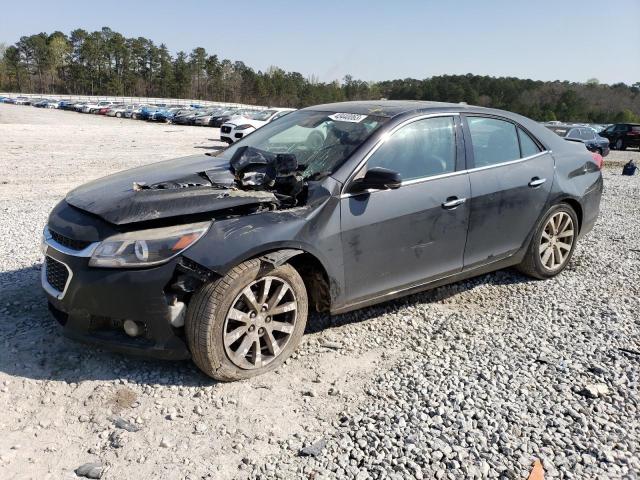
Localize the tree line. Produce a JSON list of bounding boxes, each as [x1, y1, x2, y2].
[[1, 27, 639, 123]]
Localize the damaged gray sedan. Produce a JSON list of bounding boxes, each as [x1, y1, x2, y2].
[[42, 101, 602, 380]]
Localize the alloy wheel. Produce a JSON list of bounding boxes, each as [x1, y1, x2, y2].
[[615, 139, 623, 149], [539, 211, 575, 271], [223, 276, 297, 369]]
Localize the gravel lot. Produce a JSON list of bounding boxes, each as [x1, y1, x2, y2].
[[0, 104, 638, 480]]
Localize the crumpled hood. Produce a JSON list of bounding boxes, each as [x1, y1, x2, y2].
[[65, 155, 277, 226]]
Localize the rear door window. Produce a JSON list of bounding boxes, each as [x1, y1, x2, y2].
[[467, 117, 520, 167]]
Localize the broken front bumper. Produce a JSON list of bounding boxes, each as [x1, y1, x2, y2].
[[41, 230, 191, 361]]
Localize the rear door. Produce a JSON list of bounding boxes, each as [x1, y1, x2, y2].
[[340, 115, 470, 302], [462, 115, 555, 268]]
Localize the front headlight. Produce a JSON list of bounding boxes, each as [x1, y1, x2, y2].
[[89, 222, 210, 268]]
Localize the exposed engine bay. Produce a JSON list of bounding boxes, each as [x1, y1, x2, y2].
[[132, 146, 306, 208]]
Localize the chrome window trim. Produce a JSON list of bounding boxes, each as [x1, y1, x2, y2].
[[464, 150, 551, 174], [340, 148, 552, 199], [41, 255, 73, 300], [43, 226, 100, 258]]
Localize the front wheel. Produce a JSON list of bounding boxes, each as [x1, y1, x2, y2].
[[615, 138, 626, 150], [517, 204, 578, 279], [185, 259, 308, 381]]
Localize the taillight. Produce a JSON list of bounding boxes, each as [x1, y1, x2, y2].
[[591, 151, 603, 170]]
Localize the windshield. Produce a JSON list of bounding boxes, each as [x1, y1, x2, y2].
[[247, 110, 277, 121], [215, 110, 389, 179]]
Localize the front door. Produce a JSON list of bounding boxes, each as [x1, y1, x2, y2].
[[340, 115, 471, 303]]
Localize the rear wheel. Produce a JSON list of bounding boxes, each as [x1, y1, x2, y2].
[[185, 259, 308, 381], [518, 204, 578, 279]]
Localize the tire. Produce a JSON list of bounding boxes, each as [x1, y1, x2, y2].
[[115, 112, 122, 118], [517, 203, 579, 280], [185, 258, 308, 381], [615, 138, 626, 151]]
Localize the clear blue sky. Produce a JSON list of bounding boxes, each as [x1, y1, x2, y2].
[[1, 0, 638, 85]]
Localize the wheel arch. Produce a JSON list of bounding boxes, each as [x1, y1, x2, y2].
[[254, 248, 332, 313], [193, 244, 333, 313], [556, 197, 583, 233]]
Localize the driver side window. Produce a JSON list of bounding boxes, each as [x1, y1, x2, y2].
[[366, 116, 456, 181]]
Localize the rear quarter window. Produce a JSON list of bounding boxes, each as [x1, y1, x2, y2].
[[518, 128, 542, 157]]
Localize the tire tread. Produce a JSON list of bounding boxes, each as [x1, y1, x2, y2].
[[185, 259, 307, 381]]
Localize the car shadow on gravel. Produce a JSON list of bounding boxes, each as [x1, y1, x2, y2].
[[305, 268, 532, 334], [0, 264, 212, 387]]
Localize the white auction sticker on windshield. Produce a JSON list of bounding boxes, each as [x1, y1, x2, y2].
[[328, 113, 368, 123]]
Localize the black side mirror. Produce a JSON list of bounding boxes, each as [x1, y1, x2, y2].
[[348, 167, 402, 193]]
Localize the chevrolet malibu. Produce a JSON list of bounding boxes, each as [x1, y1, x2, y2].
[[42, 101, 603, 380]]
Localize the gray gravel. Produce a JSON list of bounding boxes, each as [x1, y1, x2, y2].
[[249, 155, 640, 478], [1, 104, 639, 479]]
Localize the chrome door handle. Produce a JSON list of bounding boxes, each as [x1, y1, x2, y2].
[[528, 177, 546, 187], [442, 197, 466, 209]]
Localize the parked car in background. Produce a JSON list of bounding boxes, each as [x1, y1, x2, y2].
[[546, 125, 610, 156], [98, 104, 122, 115], [599, 123, 640, 150], [172, 109, 204, 125], [3, 97, 17, 104], [58, 101, 78, 110], [106, 104, 133, 117], [126, 104, 149, 119], [136, 105, 160, 120], [220, 108, 295, 143], [14, 96, 31, 105], [41, 101, 602, 380], [33, 99, 50, 108], [590, 124, 608, 133], [150, 107, 186, 122], [138, 105, 175, 121], [209, 108, 249, 127], [73, 102, 88, 112], [193, 108, 228, 126], [82, 101, 114, 113]]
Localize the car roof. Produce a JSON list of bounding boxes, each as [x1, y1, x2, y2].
[[301, 100, 527, 119]]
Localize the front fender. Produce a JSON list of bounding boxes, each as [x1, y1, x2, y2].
[[182, 187, 346, 307]]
